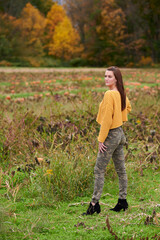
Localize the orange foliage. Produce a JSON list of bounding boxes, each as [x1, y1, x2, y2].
[[138, 56, 153, 66], [143, 86, 150, 90], [15, 2, 45, 59], [16, 3, 46, 43], [125, 82, 141, 86], [45, 3, 66, 42], [97, 0, 126, 46], [0, 13, 16, 36], [43, 80, 52, 83], [48, 16, 83, 60], [6, 96, 11, 100], [130, 82, 141, 86], [31, 81, 41, 85]]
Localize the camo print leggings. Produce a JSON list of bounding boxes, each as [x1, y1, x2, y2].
[[92, 126, 127, 203]]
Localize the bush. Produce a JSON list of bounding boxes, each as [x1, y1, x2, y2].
[[69, 58, 88, 67], [0, 60, 12, 66], [40, 57, 62, 67], [138, 56, 154, 67]]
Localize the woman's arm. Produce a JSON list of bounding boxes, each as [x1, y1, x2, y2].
[[97, 92, 113, 143]]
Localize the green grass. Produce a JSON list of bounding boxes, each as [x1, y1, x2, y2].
[[0, 166, 159, 240], [0, 68, 160, 240]]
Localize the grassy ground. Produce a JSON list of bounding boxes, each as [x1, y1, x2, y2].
[[0, 68, 160, 240]]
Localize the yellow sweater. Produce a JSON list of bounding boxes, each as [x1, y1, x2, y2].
[[96, 90, 131, 142]]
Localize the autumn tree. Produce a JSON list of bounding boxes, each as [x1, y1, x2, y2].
[[65, 0, 104, 65], [64, 0, 98, 45], [0, 13, 25, 62], [15, 3, 46, 58], [0, 13, 15, 60], [45, 2, 82, 58], [45, 3, 66, 47], [64, 0, 127, 66], [48, 16, 83, 60], [95, 0, 126, 65]]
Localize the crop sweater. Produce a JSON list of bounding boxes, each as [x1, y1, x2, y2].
[[96, 90, 131, 142]]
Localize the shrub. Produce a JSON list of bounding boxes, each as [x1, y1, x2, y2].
[[138, 56, 154, 66], [69, 58, 88, 67], [0, 60, 12, 66]]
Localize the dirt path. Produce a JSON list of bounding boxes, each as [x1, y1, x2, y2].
[[0, 67, 134, 73], [0, 67, 106, 73]]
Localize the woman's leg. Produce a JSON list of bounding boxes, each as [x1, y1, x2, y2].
[[92, 128, 122, 203], [91, 151, 111, 203], [112, 144, 127, 199]]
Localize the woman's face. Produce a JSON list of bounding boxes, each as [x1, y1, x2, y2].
[[105, 70, 117, 89]]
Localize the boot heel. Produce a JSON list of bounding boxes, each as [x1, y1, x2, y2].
[[110, 199, 128, 212], [123, 207, 127, 211], [83, 202, 101, 215]]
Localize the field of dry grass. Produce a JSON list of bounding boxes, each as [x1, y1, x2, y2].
[[0, 67, 160, 240]]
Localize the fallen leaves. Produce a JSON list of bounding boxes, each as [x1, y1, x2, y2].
[[6, 95, 11, 100], [74, 222, 86, 228], [74, 221, 97, 231], [31, 80, 41, 85], [1, 69, 160, 101], [144, 209, 159, 226], [143, 85, 150, 90], [125, 81, 141, 86], [14, 97, 25, 103]]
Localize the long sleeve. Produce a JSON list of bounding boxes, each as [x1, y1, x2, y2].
[[96, 92, 113, 142], [96, 90, 131, 143]]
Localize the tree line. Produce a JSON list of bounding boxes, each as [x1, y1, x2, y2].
[[0, 0, 159, 67]]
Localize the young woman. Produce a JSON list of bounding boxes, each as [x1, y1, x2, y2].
[[83, 66, 131, 215]]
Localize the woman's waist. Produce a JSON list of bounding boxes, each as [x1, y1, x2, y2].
[[109, 125, 123, 132]]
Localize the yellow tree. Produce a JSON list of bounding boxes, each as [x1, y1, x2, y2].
[[45, 3, 66, 43], [48, 16, 83, 60], [16, 3, 46, 57]]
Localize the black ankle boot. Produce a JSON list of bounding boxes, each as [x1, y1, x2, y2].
[[110, 199, 128, 212], [83, 202, 101, 215]]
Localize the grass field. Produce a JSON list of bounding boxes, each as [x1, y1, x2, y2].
[[0, 68, 160, 240]]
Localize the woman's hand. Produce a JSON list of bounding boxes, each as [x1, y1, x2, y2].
[[98, 142, 107, 153]]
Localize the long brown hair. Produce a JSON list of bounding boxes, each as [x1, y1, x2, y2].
[[107, 66, 126, 111]]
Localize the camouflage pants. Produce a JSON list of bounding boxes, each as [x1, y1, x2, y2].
[[92, 126, 127, 203]]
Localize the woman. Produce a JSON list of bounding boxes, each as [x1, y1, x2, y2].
[[83, 66, 131, 215]]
